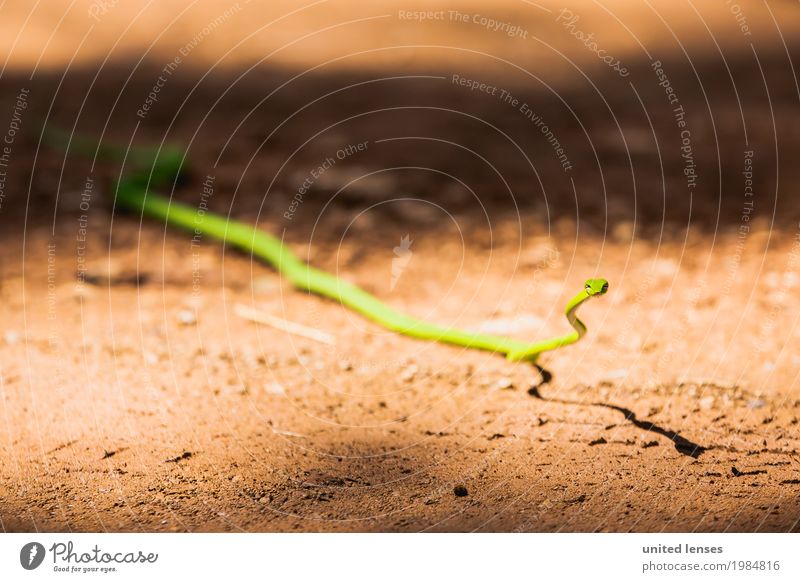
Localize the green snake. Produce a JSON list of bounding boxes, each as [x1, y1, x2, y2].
[[45, 127, 608, 363]]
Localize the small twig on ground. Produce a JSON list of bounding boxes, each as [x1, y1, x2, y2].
[[234, 303, 336, 346]]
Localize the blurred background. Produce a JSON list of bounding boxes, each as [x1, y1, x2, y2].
[[2, 0, 799, 233]]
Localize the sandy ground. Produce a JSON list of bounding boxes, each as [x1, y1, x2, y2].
[[1, 0, 800, 532]]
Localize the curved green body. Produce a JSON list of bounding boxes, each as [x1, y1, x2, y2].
[[50, 130, 608, 363]]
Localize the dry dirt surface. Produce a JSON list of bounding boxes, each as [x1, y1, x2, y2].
[[1, 0, 800, 532]]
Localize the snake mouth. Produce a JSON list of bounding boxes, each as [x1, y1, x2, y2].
[[584, 278, 610, 296]]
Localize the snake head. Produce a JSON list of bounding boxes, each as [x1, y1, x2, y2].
[[584, 278, 609, 296]]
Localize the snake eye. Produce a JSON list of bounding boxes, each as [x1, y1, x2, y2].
[[601, 281, 609, 293]]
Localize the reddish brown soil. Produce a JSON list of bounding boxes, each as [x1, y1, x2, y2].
[[1, 1, 799, 532]]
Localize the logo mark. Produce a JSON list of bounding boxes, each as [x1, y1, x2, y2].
[[20, 542, 46, 570], [390, 234, 413, 291]]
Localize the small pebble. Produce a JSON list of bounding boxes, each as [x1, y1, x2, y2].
[[400, 364, 419, 383], [338, 359, 353, 372], [699, 396, 715, 410], [264, 381, 285, 395], [747, 399, 766, 409], [177, 310, 197, 325], [495, 377, 513, 390], [453, 485, 469, 497]]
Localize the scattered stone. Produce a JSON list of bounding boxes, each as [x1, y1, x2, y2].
[[338, 359, 353, 372], [699, 396, 715, 410], [400, 364, 419, 383], [264, 381, 285, 395], [495, 377, 513, 390], [747, 399, 766, 409], [589, 437, 608, 446], [453, 485, 469, 497], [640, 440, 659, 449], [488, 433, 505, 440], [3, 330, 21, 345], [177, 310, 197, 326]]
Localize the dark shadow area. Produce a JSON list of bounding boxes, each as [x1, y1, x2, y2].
[[0, 37, 797, 251], [596, 402, 706, 458], [528, 385, 707, 458]]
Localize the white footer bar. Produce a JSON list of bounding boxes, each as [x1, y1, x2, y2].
[[1, 533, 796, 581]]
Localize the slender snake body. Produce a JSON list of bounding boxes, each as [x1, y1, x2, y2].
[[48, 130, 609, 363]]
